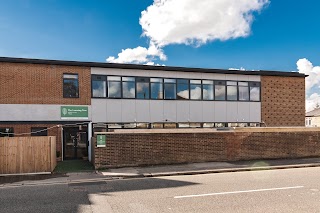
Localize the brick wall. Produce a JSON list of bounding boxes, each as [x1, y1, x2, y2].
[[261, 76, 305, 126], [0, 62, 91, 105], [93, 131, 320, 169], [0, 124, 62, 161]]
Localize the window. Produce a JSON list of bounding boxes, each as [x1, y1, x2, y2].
[[238, 82, 249, 101], [107, 76, 121, 98], [63, 74, 79, 98], [122, 77, 135, 98], [227, 81, 237, 101], [136, 77, 150, 99], [202, 80, 214, 100], [164, 79, 176, 99], [215, 81, 226, 100], [203, 123, 214, 128], [190, 80, 202, 100], [92, 75, 107, 98], [0, 127, 14, 137], [249, 82, 261, 101], [151, 78, 163, 99], [177, 79, 189, 100], [31, 127, 48, 136]]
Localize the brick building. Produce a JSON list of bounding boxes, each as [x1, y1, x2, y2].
[[0, 57, 306, 162]]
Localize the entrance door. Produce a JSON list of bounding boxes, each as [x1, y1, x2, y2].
[[63, 127, 88, 160]]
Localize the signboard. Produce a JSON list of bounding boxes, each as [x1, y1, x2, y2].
[[97, 134, 106, 147], [61, 106, 89, 119]]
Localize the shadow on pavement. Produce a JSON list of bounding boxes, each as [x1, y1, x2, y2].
[[0, 173, 68, 184]]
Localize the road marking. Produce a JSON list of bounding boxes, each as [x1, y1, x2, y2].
[[174, 186, 304, 199]]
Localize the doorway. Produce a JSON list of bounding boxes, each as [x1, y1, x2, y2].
[[63, 126, 88, 160]]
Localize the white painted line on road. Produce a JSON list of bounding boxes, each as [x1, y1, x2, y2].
[[174, 186, 304, 199]]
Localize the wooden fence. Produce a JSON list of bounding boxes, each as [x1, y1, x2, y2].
[[0, 136, 56, 174]]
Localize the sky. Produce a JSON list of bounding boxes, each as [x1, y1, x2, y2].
[[0, 0, 319, 111]]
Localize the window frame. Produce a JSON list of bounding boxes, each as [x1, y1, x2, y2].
[[63, 73, 79, 98], [238, 81, 250, 102], [91, 75, 107, 98]]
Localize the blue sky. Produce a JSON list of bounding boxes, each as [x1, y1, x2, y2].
[[0, 0, 319, 72]]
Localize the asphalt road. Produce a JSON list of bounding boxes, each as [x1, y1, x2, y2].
[[1, 167, 320, 213]]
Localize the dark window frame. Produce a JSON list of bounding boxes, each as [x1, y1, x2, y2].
[[91, 75, 107, 98], [63, 73, 79, 98], [0, 127, 14, 137]]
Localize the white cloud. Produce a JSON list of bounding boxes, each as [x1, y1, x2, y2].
[[140, 0, 269, 47], [297, 58, 320, 112], [107, 0, 269, 64]]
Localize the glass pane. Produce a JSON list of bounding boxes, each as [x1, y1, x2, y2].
[[227, 81, 237, 86], [215, 81, 226, 85], [227, 85, 237, 100], [64, 74, 78, 79], [190, 80, 201, 84], [177, 79, 189, 84], [108, 81, 121, 98], [164, 83, 176, 99], [190, 84, 202, 100], [215, 85, 226, 100], [239, 86, 249, 101], [250, 86, 260, 101], [151, 78, 162, 83], [203, 80, 213, 85], [203, 123, 214, 128], [238, 82, 248, 86], [122, 81, 135, 98], [92, 80, 107, 97], [136, 77, 150, 82], [151, 82, 163, 99], [136, 82, 150, 99], [164, 79, 176, 83], [177, 82, 189, 100], [249, 82, 261, 87], [107, 76, 121, 81], [63, 79, 79, 98], [122, 77, 135, 81], [203, 84, 214, 100]]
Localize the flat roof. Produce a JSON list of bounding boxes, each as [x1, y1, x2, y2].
[[0, 56, 307, 77]]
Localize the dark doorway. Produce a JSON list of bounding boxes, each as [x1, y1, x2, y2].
[[63, 126, 88, 160]]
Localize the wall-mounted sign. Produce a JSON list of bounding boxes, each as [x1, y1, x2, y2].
[[61, 106, 89, 119], [97, 134, 106, 147]]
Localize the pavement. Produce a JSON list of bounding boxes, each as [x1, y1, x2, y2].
[[1, 157, 320, 186]]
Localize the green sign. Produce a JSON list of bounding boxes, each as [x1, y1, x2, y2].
[[61, 106, 88, 119], [97, 134, 106, 147]]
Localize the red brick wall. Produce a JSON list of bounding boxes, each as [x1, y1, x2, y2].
[[261, 76, 305, 126], [0, 62, 91, 105], [0, 124, 62, 161], [93, 131, 320, 169]]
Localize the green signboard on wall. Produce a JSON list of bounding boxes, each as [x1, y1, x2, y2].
[[61, 106, 88, 119], [97, 134, 106, 147]]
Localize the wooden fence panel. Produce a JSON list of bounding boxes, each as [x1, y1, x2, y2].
[[0, 136, 56, 174]]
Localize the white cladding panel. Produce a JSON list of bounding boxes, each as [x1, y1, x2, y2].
[[91, 100, 260, 123], [0, 104, 91, 121]]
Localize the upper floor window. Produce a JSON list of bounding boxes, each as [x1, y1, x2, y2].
[[151, 78, 163, 99], [190, 80, 202, 100], [238, 82, 249, 101], [136, 77, 150, 99], [202, 80, 214, 100], [227, 81, 237, 101], [92, 75, 107, 98], [164, 79, 176, 100], [177, 79, 189, 100], [215, 81, 226, 100], [122, 77, 135, 98], [108, 76, 121, 98], [63, 74, 79, 98], [249, 82, 261, 101]]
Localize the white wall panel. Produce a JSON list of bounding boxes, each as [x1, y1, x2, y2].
[[202, 102, 215, 122], [249, 75, 261, 81], [150, 101, 164, 122], [189, 102, 203, 122], [163, 101, 177, 122], [176, 101, 189, 122], [214, 102, 227, 122], [92, 99, 107, 123], [121, 100, 136, 122], [237, 102, 250, 122], [106, 99, 122, 122], [226, 102, 238, 122], [135, 100, 151, 122]]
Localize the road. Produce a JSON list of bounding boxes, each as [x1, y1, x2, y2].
[[1, 167, 320, 213]]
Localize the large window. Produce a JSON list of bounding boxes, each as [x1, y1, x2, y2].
[[31, 127, 48, 136], [164, 79, 176, 100], [92, 75, 107, 98], [63, 74, 79, 98], [108, 76, 121, 98], [177, 79, 189, 100], [151, 78, 163, 99], [136, 77, 150, 99], [122, 77, 135, 98], [249, 82, 261, 101], [0, 127, 14, 137], [190, 80, 202, 100], [215, 81, 226, 100], [238, 82, 249, 101], [202, 80, 214, 100], [227, 81, 237, 101]]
